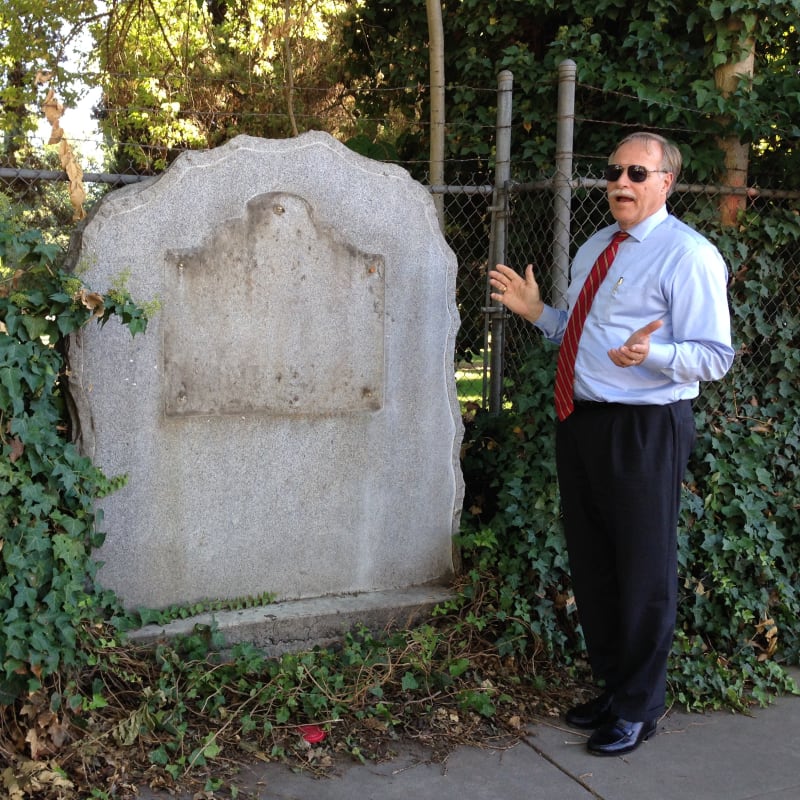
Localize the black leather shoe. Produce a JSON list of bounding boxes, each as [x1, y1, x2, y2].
[[564, 692, 614, 729], [587, 717, 657, 756]]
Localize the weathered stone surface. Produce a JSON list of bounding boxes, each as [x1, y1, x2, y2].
[[67, 132, 463, 610], [162, 192, 385, 418]]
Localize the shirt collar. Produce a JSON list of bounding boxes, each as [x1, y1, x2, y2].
[[615, 205, 669, 242]]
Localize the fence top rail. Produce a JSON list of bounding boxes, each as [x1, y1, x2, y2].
[[1, 167, 496, 194], [3, 166, 800, 202], [429, 184, 494, 195], [0, 167, 147, 185]]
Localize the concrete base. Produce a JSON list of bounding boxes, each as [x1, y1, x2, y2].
[[126, 585, 455, 656]]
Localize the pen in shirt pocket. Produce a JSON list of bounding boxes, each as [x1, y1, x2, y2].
[[612, 276, 624, 296]]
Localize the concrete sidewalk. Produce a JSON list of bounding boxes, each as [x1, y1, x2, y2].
[[138, 672, 800, 800]]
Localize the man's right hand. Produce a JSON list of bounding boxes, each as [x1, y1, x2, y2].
[[489, 263, 545, 323]]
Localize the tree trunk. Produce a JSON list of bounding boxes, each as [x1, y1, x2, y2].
[[284, 0, 299, 137], [714, 17, 756, 226], [426, 0, 445, 230]]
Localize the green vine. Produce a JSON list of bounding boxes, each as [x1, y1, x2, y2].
[[0, 216, 151, 705], [0, 217, 550, 799], [123, 591, 280, 629]]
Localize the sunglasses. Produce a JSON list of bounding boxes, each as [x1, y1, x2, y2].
[[604, 164, 669, 183]]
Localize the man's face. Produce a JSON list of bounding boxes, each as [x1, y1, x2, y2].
[[606, 139, 673, 230]]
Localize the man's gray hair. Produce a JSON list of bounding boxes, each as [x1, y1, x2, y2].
[[613, 132, 682, 196]]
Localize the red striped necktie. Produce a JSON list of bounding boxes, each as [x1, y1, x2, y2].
[[554, 230, 629, 421]]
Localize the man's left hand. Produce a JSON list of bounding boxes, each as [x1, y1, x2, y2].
[[608, 319, 664, 368]]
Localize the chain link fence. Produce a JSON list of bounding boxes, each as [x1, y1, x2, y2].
[[485, 172, 800, 420], [438, 185, 495, 398], [443, 67, 800, 420]]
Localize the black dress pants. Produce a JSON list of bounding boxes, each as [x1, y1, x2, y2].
[[556, 400, 696, 721]]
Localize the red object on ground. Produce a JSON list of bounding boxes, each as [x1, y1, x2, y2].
[[298, 724, 326, 743]]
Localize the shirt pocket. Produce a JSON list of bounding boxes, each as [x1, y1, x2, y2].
[[594, 279, 652, 323]]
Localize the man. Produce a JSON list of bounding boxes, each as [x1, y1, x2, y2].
[[488, 132, 734, 756]]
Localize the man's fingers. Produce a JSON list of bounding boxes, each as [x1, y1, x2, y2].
[[642, 319, 664, 335], [491, 263, 516, 280]]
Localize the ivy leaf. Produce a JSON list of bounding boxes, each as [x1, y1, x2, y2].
[[21, 313, 51, 342], [401, 672, 419, 691], [448, 658, 471, 678], [0, 364, 26, 416], [201, 736, 221, 759], [708, 0, 727, 21], [149, 746, 170, 766], [127, 316, 148, 336], [20, 483, 57, 518]]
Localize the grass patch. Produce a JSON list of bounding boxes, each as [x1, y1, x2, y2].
[[456, 359, 485, 411]]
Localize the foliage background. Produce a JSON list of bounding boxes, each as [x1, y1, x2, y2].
[[1, 0, 799, 795], [3, 1, 799, 183]]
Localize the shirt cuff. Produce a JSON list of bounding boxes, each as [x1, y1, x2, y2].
[[533, 304, 562, 340], [646, 341, 677, 371]]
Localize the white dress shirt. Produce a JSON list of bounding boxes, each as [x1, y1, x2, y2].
[[534, 206, 735, 404]]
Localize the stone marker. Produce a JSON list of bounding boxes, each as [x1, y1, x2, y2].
[[67, 132, 463, 611]]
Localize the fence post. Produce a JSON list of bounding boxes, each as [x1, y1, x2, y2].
[[552, 59, 576, 309], [485, 69, 513, 413]]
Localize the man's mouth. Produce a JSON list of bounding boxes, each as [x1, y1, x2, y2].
[[610, 190, 636, 203]]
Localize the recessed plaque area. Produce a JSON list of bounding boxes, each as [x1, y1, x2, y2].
[[163, 192, 384, 417]]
